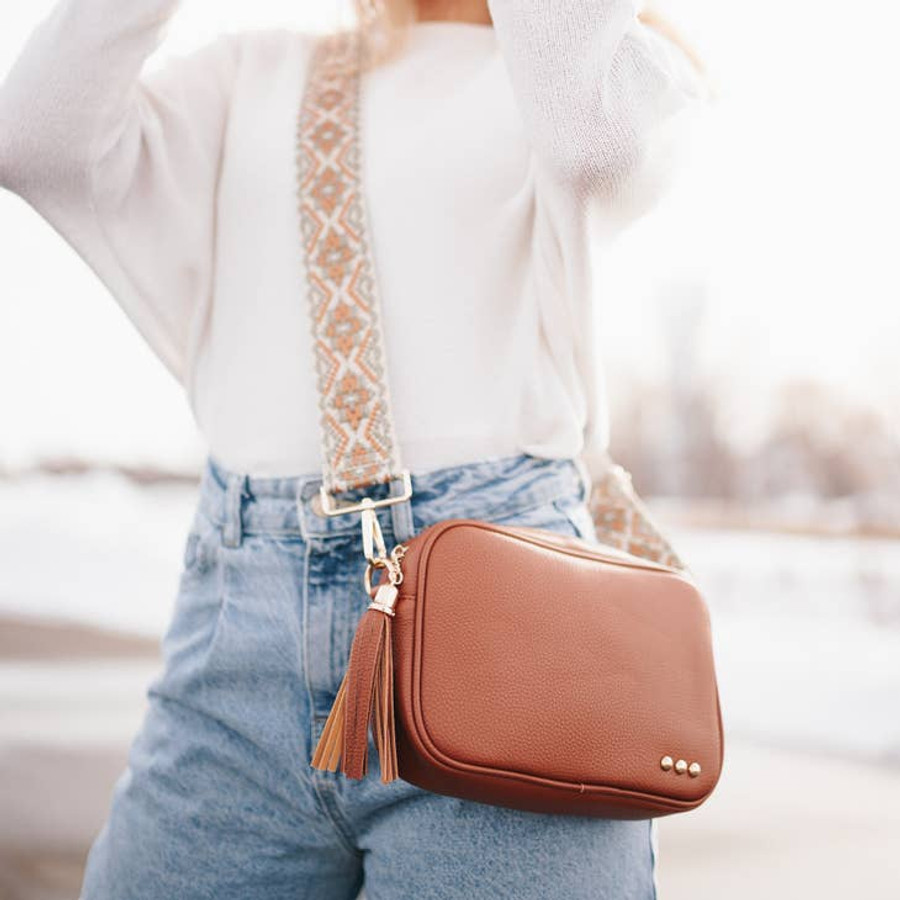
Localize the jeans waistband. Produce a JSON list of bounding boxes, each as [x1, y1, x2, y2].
[[196, 451, 590, 545]]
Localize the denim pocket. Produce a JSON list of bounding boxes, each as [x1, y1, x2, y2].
[[181, 509, 219, 575], [157, 510, 226, 684], [182, 530, 201, 570]]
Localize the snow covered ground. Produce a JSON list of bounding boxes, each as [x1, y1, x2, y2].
[[1, 469, 898, 765]]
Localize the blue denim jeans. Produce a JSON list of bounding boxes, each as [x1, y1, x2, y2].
[[81, 451, 659, 899]]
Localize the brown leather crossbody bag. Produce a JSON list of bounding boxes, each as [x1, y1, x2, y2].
[[297, 29, 724, 819]]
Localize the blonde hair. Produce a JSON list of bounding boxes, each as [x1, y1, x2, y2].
[[354, 1, 706, 83], [353, 0, 416, 70], [637, 7, 707, 82]]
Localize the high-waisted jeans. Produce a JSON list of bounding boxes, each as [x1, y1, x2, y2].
[[81, 451, 660, 899]]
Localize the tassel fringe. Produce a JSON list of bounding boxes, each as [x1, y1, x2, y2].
[[310, 674, 347, 772], [373, 615, 398, 781], [310, 607, 398, 784]]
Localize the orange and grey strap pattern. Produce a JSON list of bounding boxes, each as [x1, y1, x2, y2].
[[296, 29, 687, 571], [588, 463, 687, 571], [296, 29, 406, 498]]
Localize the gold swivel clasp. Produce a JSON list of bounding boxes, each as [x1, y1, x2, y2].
[[358, 497, 408, 602]]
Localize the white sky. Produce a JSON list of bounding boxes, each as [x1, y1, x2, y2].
[[1, 1, 898, 468]]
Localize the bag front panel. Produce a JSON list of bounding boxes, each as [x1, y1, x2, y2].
[[392, 521, 723, 816]]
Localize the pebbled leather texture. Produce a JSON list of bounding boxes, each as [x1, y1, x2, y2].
[[384, 518, 725, 818]]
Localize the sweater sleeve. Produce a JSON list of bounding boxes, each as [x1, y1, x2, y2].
[[0, 0, 239, 385], [485, 1, 709, 496], [486, 0, 708, 228]]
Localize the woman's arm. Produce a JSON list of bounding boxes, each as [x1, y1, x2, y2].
[[486, 0, 708, 223], [484, 1, 710, 509], [0, 0, 239, 384]]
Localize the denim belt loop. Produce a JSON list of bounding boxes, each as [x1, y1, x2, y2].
[[389, 479, 417, 544], [223, 471, 250, 548]]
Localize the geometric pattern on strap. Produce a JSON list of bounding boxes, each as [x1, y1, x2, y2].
[[588, 463, 687, 571], [295, 28, 404, 494], [295, 29, 688, 572]]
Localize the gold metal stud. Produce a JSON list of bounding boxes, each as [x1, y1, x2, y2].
[[674, 758, 688, 774], [688, 762, 702, 777], [660, 755, 674, 771]]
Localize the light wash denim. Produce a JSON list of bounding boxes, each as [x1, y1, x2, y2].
[[81, 451, 659, 899]]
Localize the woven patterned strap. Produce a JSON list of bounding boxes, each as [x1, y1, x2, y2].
[[296, 29, 404, 494], [296, 30, 687, 571], [587, 464, 687, 571]]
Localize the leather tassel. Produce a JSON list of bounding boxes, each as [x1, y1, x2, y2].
[[310, 584, 399, 783], [310, 674, 347, 773], [372, 614, 398, 782]]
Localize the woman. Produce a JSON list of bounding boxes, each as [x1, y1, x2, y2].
[[0, 0, 707, 897]]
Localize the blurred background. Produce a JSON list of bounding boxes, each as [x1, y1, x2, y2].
[[2, 1, 899, 898]]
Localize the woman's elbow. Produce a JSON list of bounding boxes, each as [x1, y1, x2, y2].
[[0, 100, 91, 199], [546, 119, 645, 206], [0, 98, 27, 192]]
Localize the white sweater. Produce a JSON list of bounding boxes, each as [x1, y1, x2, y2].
[[0, 0, 705, 481]]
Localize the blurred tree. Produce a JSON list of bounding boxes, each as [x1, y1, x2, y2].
[[607, 350, 900, 532], [609, 278, 738, 499]]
